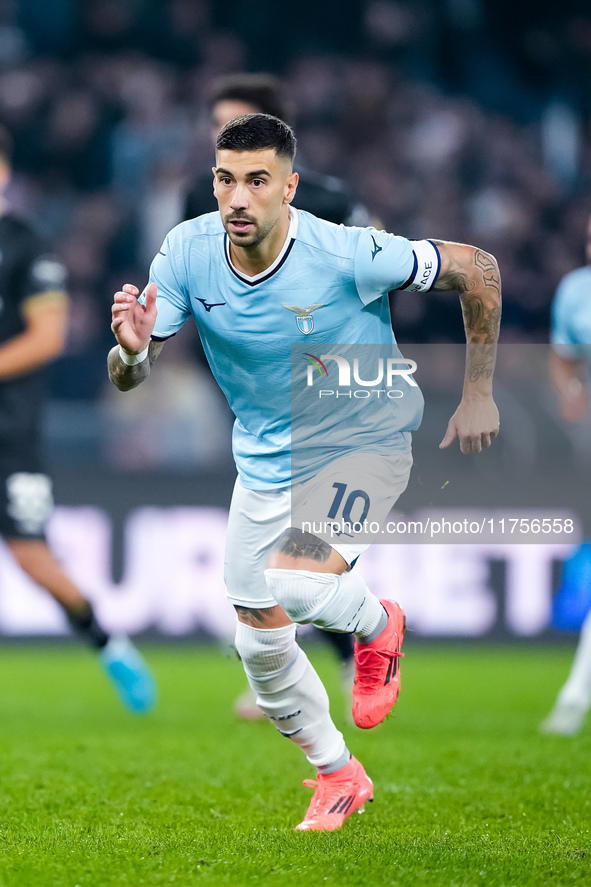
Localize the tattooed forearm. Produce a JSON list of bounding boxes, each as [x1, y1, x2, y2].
[[460, 293, 502, 344], [432, 241, 502, 345], [467, 343, 497, 386], [275, 528, 332, 562], [469, 361, 494, 383], [107, 340, 163, 391], [107, 346, 150, 391]]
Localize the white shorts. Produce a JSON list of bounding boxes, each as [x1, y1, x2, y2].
[[224, 449, 412, 609]]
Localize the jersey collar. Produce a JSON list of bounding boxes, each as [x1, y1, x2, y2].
[[224, 208, 299, 287]]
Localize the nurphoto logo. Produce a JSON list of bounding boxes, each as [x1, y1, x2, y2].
[[303, 352, 418, 399]]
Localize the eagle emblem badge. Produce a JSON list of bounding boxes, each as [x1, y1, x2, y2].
[[282, 303, 325, 334]]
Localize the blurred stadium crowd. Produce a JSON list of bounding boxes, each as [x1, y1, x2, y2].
[[2, 0, 591, 467]]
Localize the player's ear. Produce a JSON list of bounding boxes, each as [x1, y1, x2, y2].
[[212, 167, 217, 197], [284, 171, 298, 205]]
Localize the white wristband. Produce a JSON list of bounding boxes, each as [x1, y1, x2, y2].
[[119, 344, 149, 366]]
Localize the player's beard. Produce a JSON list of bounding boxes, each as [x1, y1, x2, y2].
[[223, 211, 279, 248]]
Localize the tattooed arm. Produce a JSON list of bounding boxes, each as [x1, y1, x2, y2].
[[107, 339, 164, 391], [432, 242, 501, 454], [108, 281, 164, 391]]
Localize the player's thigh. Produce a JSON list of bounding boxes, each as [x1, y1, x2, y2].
[[224, 478, 292, 608], [291, 449, 413, 554]]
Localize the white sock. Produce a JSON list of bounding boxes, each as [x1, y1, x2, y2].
[[556, 606, 591, 709], [235, 621, 347, 768], [264, 567, 385, 638], [339, 570, 387, 640]]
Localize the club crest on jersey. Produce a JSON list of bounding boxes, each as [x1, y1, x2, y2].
[[282, 303, 325, 335]]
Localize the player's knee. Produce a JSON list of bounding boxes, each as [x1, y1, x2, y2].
[[264, 568, 341, 627]]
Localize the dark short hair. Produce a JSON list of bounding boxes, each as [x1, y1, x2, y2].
[[0, 124, 13, 164], [216, 113, 297, 163], [208, 73, 294, 123]]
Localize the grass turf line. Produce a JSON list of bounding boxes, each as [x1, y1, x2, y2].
[[0, 642, 589, 887]]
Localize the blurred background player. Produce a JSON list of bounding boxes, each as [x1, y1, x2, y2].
[[540, 211, 591, 736], [184, 73, 370, 720], [0, 125, 156, 714]]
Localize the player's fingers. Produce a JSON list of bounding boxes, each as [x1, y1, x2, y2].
[[461, 435, 481, 455], [113, 290, 135, 304], [144, 282, 158, 307], [481, 432, 491, 449], [122, 283, 139, 296], [439, 421, 457, 449]]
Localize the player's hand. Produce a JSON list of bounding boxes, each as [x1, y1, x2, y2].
[[439, 394, 500, 454], [111, 283, 157, 354]]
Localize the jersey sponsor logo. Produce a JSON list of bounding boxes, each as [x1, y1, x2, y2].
[[196, 297, 226, 312], [282, 303, 325, 334], [370, 235, 383, 262]]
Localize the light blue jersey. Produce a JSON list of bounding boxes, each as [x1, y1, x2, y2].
[[551, 266, 591, 353], [149, 209, 440, 489]]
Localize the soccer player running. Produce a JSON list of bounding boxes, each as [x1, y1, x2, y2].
[[540, 213, 591, 736], [184, 72, 371, 720], [108, 114, 500, 830], [0, 126, 156, 713]]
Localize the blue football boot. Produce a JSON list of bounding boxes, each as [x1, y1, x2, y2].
[[100, 635, 157, 713]]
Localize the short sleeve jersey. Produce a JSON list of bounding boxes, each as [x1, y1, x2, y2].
[[149, 209, 438, 489], [551, 266, 591, 358], [0, 214, 68, 462]]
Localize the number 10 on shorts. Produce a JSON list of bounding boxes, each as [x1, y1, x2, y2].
[[328, 482, 371, 524]]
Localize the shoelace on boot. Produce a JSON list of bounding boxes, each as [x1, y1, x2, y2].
[[355, 647, 404, 686], [301, 773, 358, 816]]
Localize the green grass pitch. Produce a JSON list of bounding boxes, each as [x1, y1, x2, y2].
[[0, 640, 590, 887]]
